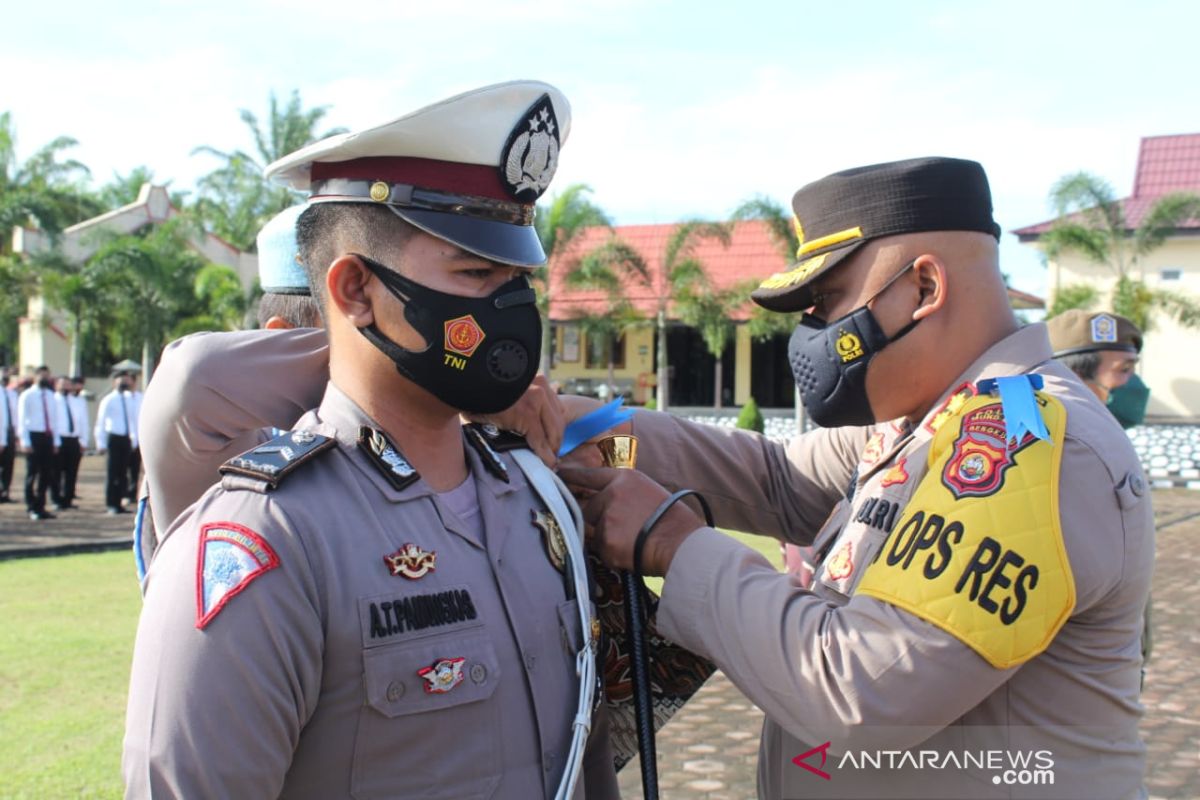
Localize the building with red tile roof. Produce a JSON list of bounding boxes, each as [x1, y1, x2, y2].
[[1014, 133, 1200, 239], [1013, 133, 1200, 420]]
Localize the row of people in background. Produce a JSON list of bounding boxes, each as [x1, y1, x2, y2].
[[0, 363, 142, 519]]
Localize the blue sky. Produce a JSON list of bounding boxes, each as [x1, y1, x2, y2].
[[5, 0, 1199, 295]]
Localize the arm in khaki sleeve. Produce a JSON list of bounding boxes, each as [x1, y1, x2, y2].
[[630, 409, 870, 544], [141, 328, 329, 532], [123, 494, 324, 798], [655, 529, 1016, 752]]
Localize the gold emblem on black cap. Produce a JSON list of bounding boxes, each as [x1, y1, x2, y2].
[[369, 181, 390, 202]]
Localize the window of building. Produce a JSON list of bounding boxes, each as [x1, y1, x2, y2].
[[585, 332, 626, 369], [1160, 268, 1182, 281]]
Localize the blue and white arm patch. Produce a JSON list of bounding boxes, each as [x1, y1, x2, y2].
[[195, 522, 279, 629]]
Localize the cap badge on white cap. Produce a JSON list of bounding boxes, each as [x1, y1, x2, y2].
[[501, 94, 560, 202]]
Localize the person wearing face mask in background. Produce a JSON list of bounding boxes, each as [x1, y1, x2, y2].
[[95, 369, 139, 515], [1047, 309, 1155, 681], [1046, 309, 1148, 429], [17, 365, 61, 521], [552, 158, 1154, 798], [123, 82, 617, 800]]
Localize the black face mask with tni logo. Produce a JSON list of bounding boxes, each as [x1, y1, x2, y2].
[[355, 254, 542, 414]]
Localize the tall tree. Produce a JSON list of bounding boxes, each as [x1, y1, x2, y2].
[[87, 218, 211, 378], [576, 220, 731, 410], [1040, 171, 1200, 330], [0, 112, 103, 363], [732, 196, 803, 340], [676, 280, 752, 408], [534, 184, 611, 375], [564, 234, 648, 391], [193, 90, 346, 250]]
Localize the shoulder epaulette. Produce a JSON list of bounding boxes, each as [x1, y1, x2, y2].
[[470, 422, 530, 452], [358, 426, 421, 490], [464, 424, 511, 482], [219, 429, 336, 489]]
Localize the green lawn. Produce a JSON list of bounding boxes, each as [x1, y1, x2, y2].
[[0, 532, 781, 798], [0, 550, 140, 799]]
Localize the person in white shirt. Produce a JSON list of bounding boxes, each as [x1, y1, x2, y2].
[[0, 368, 17, 504], [95, 371, 138, 514], [125, 372, 143, 505], [53, 376, 89, 509], [18, 366, 61, 520]]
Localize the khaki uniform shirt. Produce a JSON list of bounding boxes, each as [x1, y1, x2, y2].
[[124, 382, 618, 799], [633, 324, 1153, 799], [139, 328, 330, 533]]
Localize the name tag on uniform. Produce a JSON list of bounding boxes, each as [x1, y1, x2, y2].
[[359, 584, 482, 648]]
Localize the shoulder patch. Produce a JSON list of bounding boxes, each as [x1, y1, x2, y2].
[[196, 522, 279, 629], [464, 424, 510, 482], [358, 427, 420, 490], [855, 392, 1076, 669], [219, 430, 334, 489]]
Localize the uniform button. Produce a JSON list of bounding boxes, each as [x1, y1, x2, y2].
[[386, 681, 405, 702], [470, 663, 488, 684], [1130, 474, 1145, 497], [524, 652, 537, 672]]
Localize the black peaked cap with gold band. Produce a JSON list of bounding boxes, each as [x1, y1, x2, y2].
[[1046, 309, 1143, 357], [263, 80, 570, 268], [751, 157, 1001, 312]]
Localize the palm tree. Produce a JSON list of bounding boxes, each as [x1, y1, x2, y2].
[[1040, 171, 1200, 330], [578, 220, 730, 410], [88, 218, 211, 378], [732, 195, 803, 340], [38, 250, 110, 376], [676, 280, 753, 408], [534, 184, 611, 375], [193, 91, 347, 250], [564, 235, 649, 391], [0, 112, 101, 243]]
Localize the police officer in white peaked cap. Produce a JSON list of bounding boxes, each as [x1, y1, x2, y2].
[[124, 81, 618, 800]]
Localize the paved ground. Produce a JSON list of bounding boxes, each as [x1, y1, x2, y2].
[[2, 459, 1197, 798]]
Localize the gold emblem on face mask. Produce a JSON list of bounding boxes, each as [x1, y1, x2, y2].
[[836, 330, 865, 362]]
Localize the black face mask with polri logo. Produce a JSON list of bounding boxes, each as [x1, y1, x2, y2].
[[355, 254, 542, 414], [787, 261, 920, 428]]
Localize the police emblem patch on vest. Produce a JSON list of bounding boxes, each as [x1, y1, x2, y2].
[[196, 522, 279, 629], [856, 392, 1076, 669], [941, 402, 1039, 499]]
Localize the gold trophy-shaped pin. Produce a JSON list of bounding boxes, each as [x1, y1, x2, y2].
[[597, 434, 638, 469]]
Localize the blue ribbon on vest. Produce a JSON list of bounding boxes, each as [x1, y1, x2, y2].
[[558, 398, 635, 457], [977, 375, 1050, 448]]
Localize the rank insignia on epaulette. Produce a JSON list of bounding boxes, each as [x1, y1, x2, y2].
[[473, 422, 530, 453], [532, 509, 567, 573], [219, 430, 335, 489], [359, 427, 420, 490], [464, 424, 509, 482]]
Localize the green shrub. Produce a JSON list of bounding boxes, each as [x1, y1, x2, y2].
[[736, 396, 764, 433]]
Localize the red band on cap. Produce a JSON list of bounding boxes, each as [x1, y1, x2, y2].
[[310, 157, 512, 202]]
